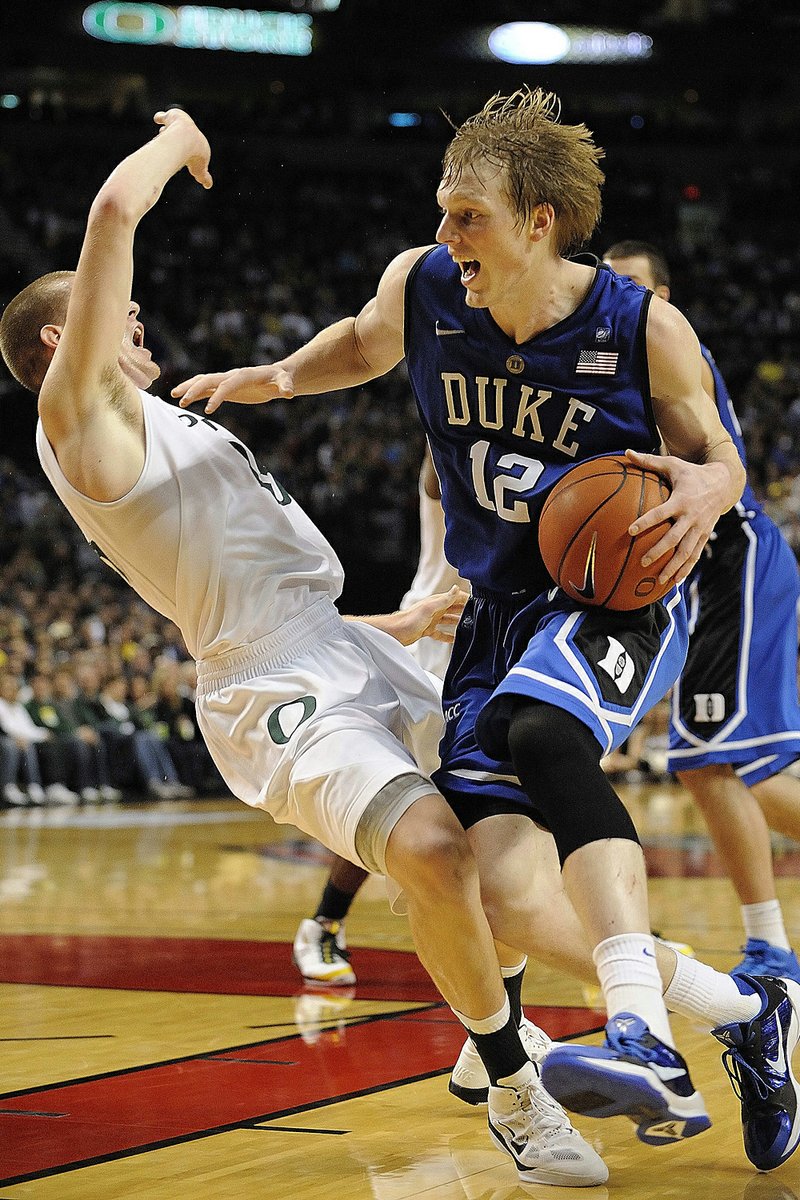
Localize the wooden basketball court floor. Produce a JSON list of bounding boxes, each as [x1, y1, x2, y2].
[[2, 782, 800, 1200]]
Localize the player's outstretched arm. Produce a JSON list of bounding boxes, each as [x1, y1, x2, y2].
[[345, 586, 469, 646], [36, 110, 211, 504], [172, 245, 432, 414], [39, 110, 212, 443], [627, 298, 745, 586]]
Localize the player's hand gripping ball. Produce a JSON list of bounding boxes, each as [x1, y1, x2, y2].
[[539, 455, 673, 610]]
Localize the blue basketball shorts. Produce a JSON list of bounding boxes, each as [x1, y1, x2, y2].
[[668, 510, 800, 785], [433, 583, 688, 820]]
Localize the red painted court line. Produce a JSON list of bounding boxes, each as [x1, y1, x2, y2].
[[0, 933, 441, 1002], [0, 1004, 601, 1184]]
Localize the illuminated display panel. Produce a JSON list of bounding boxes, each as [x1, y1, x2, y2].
[[82, 3, 313, 55], [488, 22, 653, 65]]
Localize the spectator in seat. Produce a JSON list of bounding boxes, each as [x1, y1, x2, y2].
[[97, 673, 193, 800], [51, 667, 123, 802], [0, 672, 78, 804]]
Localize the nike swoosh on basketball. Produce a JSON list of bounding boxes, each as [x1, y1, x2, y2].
[[570, 531, 597, 600], [435, 321, 465, 336]]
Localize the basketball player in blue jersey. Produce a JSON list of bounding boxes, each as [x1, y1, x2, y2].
[[604, 241, 800, 984], [175, 89, 800, 1171], [0, 108, 618, 1189]]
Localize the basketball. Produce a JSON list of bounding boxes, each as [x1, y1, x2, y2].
[[539, 455, 673, 611]]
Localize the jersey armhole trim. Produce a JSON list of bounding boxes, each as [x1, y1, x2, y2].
[[636, 289, 660, 449], [403, 245, 439, 359]]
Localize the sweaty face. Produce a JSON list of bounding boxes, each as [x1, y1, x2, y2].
[[435, 163, 534, 311], [118, 302, 160, 388]]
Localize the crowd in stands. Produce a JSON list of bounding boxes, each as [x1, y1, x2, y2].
[[0, 495, 225, 806], [1, 114, 799, 805]]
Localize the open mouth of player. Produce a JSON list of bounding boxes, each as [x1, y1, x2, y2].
[[459, 259, 480, 285]]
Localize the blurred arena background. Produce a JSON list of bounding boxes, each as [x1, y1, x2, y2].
[[4, 6, 800, 1197], [2, 0, 800, 629]]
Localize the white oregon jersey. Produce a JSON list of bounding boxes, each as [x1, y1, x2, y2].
[[37, 391, 344, 660]]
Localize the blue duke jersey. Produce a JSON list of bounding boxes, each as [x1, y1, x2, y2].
[[404, 248, 660, 595], [667, 346, 800, 784], [404, 248, 689, 814]]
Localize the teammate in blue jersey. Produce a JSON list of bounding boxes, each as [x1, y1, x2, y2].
[[174, 89, 800, 1169], [605, 240, 800, 983]]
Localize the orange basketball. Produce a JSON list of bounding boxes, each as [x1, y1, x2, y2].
[[538, 455, 673, 611]]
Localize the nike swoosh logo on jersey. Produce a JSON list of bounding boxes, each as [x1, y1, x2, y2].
[[435, 321, 465, 336], [570, 531, 597, 600]]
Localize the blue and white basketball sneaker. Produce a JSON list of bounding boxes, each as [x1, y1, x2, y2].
[[731, 940, 800, 986], [712, 974, 800, 1172], [540, 1013, 711, 1145]]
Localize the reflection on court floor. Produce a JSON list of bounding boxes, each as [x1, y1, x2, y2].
[[1, 791, 799, 1198]]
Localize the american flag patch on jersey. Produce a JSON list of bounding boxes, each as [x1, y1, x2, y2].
[[576, 349, 619, 375]]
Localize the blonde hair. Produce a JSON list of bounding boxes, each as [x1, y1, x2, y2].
[[442, 87, 605, 257], [0, 271, 74, 392]]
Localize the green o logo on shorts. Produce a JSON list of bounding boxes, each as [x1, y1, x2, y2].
[[267, 696, 317, 745]]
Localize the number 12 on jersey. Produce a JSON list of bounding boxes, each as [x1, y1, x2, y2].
[[469, 440, 544, 524]]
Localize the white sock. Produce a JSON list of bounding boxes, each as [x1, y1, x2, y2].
[[664, 951, 761, 1029], [500, 957, 527, 979], [742, 899, 791, 950], [496, 1060, 538, 1090], [451, 996, 537, 1089], [593, 934, 673, 1045], [452, 995, 510, 1036]]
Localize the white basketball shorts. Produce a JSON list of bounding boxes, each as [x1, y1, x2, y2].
[[194, 598, 444, 872]]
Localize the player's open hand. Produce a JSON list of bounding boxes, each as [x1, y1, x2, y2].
[[154, 109, 213, 190], [172, 365, 294, 413], [389, 586, 469, 647], [625, 447, 728, 586]]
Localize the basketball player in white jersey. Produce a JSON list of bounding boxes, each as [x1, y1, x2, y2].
[[0, 109, 609, 1188]]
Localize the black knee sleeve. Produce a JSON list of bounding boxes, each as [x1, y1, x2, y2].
[[507, 702, 640, 866]]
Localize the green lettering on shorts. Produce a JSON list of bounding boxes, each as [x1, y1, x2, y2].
[[267, 696, 317, 745]]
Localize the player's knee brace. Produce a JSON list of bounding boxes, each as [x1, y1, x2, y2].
[[506, 701, 640, 866]]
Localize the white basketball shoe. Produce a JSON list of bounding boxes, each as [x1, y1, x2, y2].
[[449, 1017, 556, 1106], [292, 918, 356, 986], [489, 1062, 608, 1187]]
